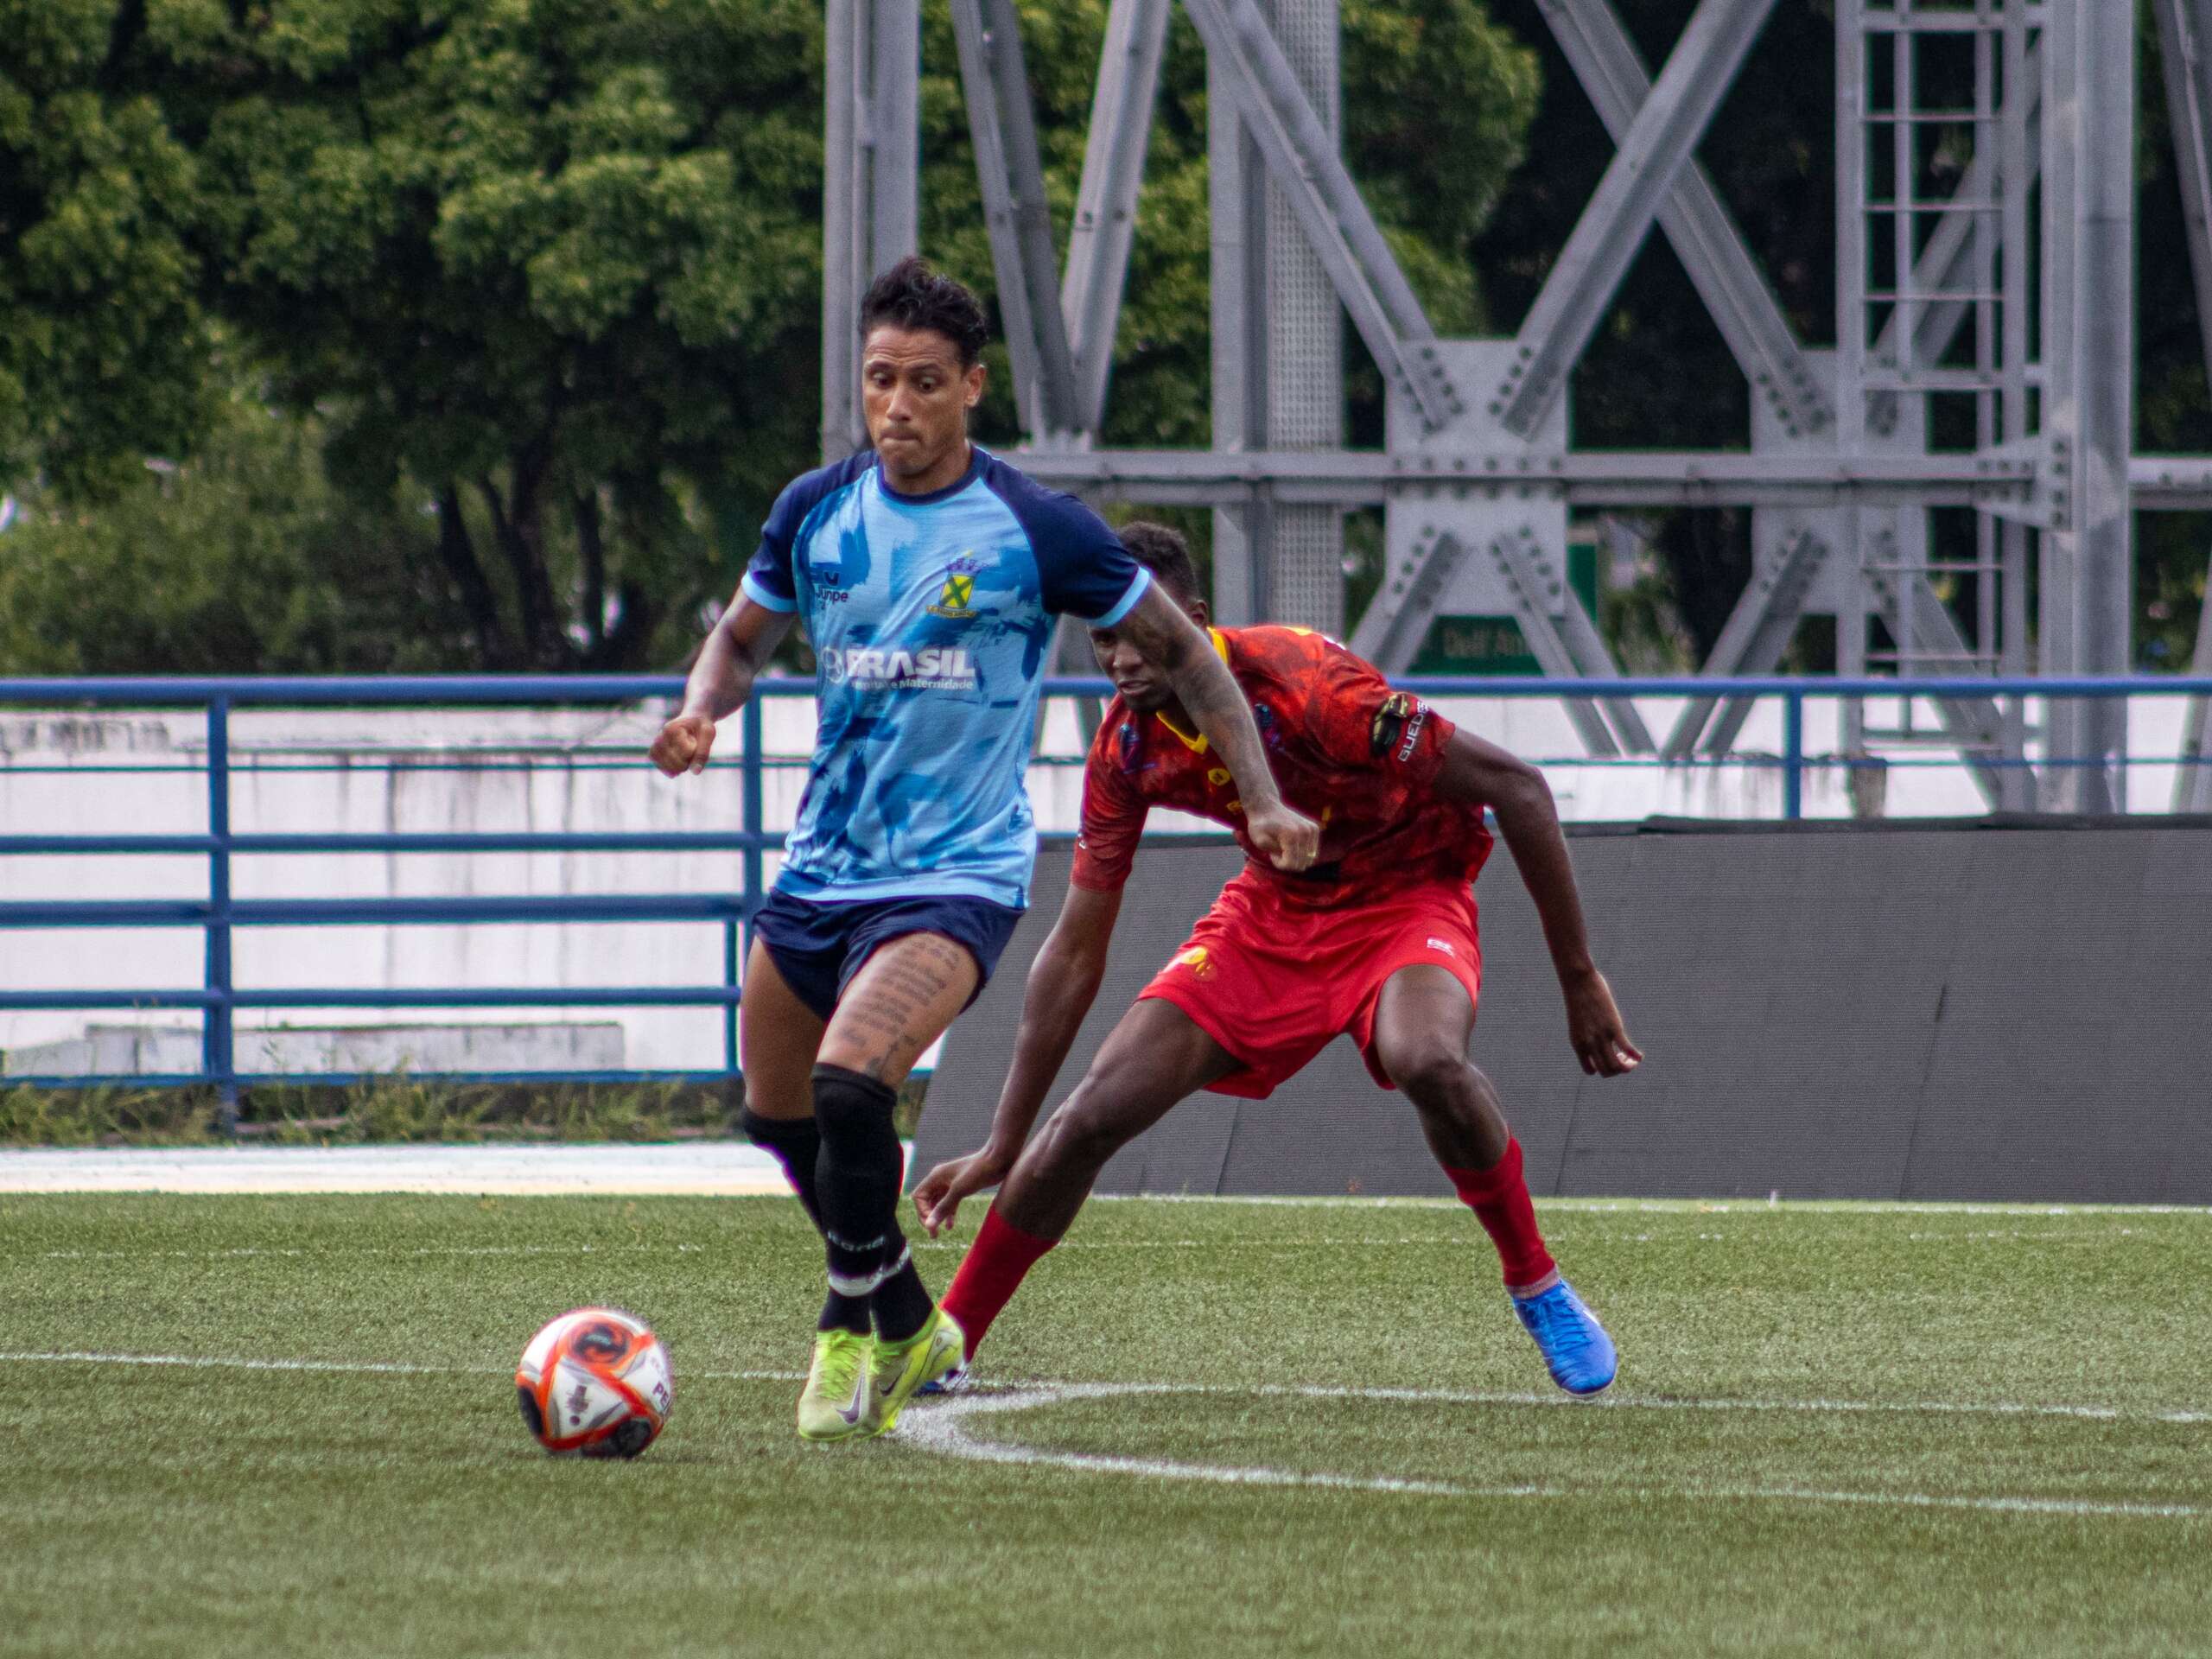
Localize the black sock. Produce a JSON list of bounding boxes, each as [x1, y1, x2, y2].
[[811, 1064, 933, 1342], [872, 1255, 935, 1345], [739, 1106, 869, 1335]]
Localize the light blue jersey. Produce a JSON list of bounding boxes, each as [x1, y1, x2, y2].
[[742, 445, 1151, 910]]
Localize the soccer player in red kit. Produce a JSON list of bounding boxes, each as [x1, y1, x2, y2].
[[913, 522, 1642, 1395]]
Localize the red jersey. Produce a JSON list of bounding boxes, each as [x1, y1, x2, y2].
[[1069, 626, 1493, 910]]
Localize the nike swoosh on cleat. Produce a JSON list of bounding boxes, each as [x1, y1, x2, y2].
[[836, 1370, 868, 1426]]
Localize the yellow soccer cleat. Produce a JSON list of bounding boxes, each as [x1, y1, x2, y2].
[[861, 1308, 966, 1439], [796, 1328, 874, 1442]]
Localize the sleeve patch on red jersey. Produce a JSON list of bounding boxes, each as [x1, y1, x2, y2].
[[1370, 693, 1428, 764]]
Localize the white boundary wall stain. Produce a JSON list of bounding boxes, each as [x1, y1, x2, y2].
[[4, 690, 2084, 1071]]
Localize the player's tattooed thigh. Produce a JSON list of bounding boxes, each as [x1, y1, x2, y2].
[[830, 936, 974, 1078]]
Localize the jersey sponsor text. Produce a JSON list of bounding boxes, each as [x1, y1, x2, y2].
[[821, 645, 978, 690]]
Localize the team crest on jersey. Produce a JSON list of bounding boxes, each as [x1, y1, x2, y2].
[[927, 556, 984, 620], [1174, 946, 1216, 981]]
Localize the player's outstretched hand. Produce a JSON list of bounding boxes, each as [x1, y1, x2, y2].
[[649, 712, 717, 777], [1245, 798, 1322, 874], [913, 1148, 1011, 1238], [1565, 969, 1643, 1077]]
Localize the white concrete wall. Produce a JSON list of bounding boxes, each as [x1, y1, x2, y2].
[[1, 686, 2195, 1071]]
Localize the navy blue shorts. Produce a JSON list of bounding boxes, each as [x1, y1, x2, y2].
[[752, 888, 1027, 1024]]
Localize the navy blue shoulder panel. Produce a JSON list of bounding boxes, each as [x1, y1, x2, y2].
[[977, 453, 1150, 625], [742, 450, 877, 612]]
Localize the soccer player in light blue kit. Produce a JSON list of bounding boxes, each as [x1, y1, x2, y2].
[[651, 259, 1316, 1441]]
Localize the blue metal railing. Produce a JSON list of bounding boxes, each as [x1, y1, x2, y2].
[[1, 672, 2207, 1098]]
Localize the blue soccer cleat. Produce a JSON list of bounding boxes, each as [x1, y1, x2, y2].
[[1510, 1279, 1618, 1396], [915, 1363, 969, 1398]]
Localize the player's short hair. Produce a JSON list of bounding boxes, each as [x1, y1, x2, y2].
[[1116, 521, 1202, 607], [859, 257, 989, 367]]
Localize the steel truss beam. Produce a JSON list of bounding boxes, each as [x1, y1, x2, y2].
[[1062, 0, 1173, 434], [2154, 0, 2212, 806], [861, 1, 2212, 808], [1178, 0, 1459, 431], [2157, 0, 2212, 399], [1692, 33, 2044, 780], [1861, 544, 2008, 810], [2037, 0, 2136, 810], [1005, 445, 2043, 508], [950, 0, 1083, 438], [1354, 527, 1641, 754], [1495, 0, 1777, 438], [1536, 0, 1831, 439], [822, 0, 918, 459], [2182, 553, 2212, 812], [1664, 530, 1827, 757], [1485, 527, 1656, 753], [1663, 524, 2005, 814], [1865, 46, 2043, 439]]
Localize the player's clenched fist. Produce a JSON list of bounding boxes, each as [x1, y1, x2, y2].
[[1244, 798, 1322, 874], [650, 712, 718, 776]]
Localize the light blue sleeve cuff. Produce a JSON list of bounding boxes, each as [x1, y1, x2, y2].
[[1084, 566, 1152, 629], [741, 572, 798, 613]]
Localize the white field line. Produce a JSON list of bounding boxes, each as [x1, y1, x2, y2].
[[902, 1383, 2212, 1522], [1, 1348, 2203, 1426], [0, 1350, 2190, 1518], [1100, 1195, 2212, 1217], [1247, 1381, 2212, 1426], [6, 1350, 2207, 1517]]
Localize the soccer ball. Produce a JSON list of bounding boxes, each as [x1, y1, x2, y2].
[[516, 1306, 674, 1459]]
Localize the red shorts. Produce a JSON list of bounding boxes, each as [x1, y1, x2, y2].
[[1137, 874, 1483, 1099]]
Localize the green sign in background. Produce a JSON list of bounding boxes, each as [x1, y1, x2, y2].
[[1408, 538, 1600, 676]]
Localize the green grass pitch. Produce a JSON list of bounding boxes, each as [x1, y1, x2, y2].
[[2, 1192, 2206, 1656]]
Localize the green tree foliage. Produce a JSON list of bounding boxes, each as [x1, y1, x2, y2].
[[0, 0, 1534, 674], [168, 0, 830, 671], [0, 391, 469, 674], [0, 1, 213, 497]]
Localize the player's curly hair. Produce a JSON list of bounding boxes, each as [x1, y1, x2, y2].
[[1116, 521, 1202, 607], [858, 256, 990, 366]]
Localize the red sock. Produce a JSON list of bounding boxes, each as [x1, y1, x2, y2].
[[939, 1206, 1058, 1359], [1444, 1138, 1556, 1294]]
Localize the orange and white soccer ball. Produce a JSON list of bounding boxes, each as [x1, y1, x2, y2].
[[516, 1307, 673, 1459]]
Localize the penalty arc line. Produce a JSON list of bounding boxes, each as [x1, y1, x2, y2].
[[900, 1383, 2212, 1522], [1, 1351, 2204, 1517]]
